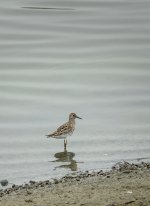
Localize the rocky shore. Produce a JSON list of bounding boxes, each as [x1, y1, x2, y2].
[[0, 161, 150, 206]]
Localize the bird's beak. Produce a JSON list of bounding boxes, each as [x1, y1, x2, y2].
[[76, 115, 82, 119]]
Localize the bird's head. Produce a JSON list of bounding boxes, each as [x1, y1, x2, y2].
[[69, 113, 82, 120]]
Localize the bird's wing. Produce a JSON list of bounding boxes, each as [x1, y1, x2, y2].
[[46, 121, 71, 138], [57, 121, 70, 133]]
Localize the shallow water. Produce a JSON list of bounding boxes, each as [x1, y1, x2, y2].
[[0, 0, 150, 187]]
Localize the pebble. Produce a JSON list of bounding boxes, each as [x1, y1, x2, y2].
[[44, 180, 50, 185], [29, 180, 36, 185], [0, 162, 149, 198], [0, 180, 8, 187], [53, 179, 59, 184]]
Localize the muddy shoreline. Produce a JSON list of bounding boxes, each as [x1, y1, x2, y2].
[[0, 161, 150, 206]]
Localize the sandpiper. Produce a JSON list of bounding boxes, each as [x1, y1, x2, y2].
[[46, 113, 82, 149]]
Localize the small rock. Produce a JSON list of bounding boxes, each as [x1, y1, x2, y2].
[[34, 183, 39, 188], [54, 179, 59, 184], [76, 177, 80, 181], [44, 180, 49, 185], [40, 183, 45, 187], [12, 184, 16, 188], [0, 192, 4, 197], [25, 199, 33, 203], [29, 180, 35, 185], [0, 180, 8, 186]]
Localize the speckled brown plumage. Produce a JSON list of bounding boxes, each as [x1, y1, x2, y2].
[[46, 113, 82, 140]]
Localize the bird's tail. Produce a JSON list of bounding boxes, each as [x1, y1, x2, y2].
[[45, 135, 51, 138], [46, 133, 54, 138]]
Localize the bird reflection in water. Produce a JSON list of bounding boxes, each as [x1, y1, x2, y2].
[[51, 148, 77, 171]]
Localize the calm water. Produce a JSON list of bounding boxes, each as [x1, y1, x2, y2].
[[0, 0, 150, 187]]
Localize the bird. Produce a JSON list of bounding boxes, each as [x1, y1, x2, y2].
[[46, 113, 82, 149]]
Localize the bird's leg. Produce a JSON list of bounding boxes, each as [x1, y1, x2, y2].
[[64, 139, 67, 150], [64, 139, 66, 150]]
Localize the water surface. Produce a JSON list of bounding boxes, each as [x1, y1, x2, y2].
[[0, 0, 150, 187]]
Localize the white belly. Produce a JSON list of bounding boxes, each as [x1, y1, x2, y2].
[[52, 131, 73, 139]]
